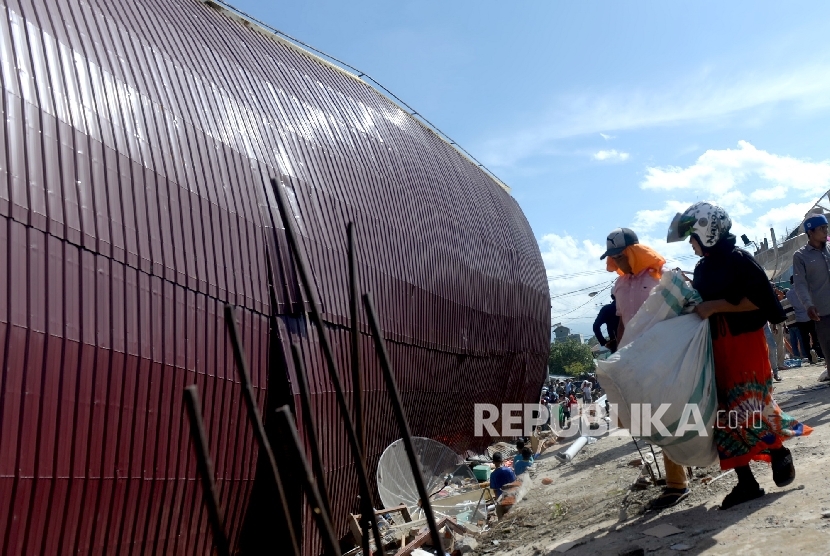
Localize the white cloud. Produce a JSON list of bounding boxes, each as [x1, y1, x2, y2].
[[541, 233, 606, 283], [631, 201, 690, 232], [751, 185, 788, 201], [600, 133, 615, 140], [479, 60, 830, 168], [540, 233, 615, 330], [593, 149, 630, 162], [540, 141, 829, 335], [738, 202, 816, 245], [642, 141, 830, 196]]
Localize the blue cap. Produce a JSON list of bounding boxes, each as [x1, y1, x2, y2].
[[804, 213, 828, 232]]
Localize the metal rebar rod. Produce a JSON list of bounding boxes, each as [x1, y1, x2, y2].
[[183, 385, 231, 556], [223, 304, 301, 556], [631, 437, 657, 483], [348, 222, 373, 556], [275, 406, 342, 556], [269, 177, 383, 554], [290, 342, 333, 520], [649, 445, 663, 479], [362, 292, 444, 553]]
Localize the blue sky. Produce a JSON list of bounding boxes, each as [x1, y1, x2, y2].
[[228, 0, 830, 336]]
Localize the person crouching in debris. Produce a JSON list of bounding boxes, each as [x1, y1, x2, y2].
[[602, 226, 691, 510], [514, 448, 534, 475], [489, 452, 517, 497], [667, 201, 812, 509]]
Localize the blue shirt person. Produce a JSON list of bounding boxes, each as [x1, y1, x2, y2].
[[488, 452, 517, 497]]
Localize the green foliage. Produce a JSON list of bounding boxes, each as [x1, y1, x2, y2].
[[550, 502, 568, 519], [549, 339, 595, 377]]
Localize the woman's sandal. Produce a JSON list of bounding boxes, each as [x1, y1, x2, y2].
[[771, 447, 796, 487], [720, 483, 765, 510], [646, 487, 690, 511]]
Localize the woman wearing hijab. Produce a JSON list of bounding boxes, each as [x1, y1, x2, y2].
[[601, 228, 689, 510], [667, 201, 812, 509]]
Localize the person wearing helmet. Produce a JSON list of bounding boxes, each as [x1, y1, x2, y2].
[[668, 201, 812, 510], [792, 211, 830, 380], [601, 227, 690, 510]]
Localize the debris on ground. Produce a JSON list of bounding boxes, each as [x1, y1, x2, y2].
[[461, 366, 830, 555]]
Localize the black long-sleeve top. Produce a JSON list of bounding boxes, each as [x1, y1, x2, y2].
[[692, 236, 785, 338], [593, 301, 620, 345]]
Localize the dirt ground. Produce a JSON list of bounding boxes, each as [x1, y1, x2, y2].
[[471, 363, 830, 556]]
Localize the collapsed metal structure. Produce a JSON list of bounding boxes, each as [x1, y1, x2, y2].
[[0, 0, 550, 554]]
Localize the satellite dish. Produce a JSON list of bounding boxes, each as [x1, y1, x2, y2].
[[376, 437, 482, 522]]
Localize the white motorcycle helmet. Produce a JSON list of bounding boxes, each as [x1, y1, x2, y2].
[[666, 201, 732, 248]]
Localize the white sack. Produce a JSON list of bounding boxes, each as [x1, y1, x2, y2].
[[597, 270, 718, 467]]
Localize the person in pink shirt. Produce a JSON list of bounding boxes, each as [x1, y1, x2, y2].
[[601, 228, 689, 510], [600, 228, 665, 342]]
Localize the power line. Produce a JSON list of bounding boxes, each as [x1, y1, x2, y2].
[[563, 303, 605, 325], [549, 279, 615, 299], [551, 282, 613, 320], [548, 269, 607, 281]]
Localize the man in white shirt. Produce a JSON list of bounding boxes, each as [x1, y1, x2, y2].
[[581, 380, 593, 404]]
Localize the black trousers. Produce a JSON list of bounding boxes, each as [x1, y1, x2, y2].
[[795, 321, 824, 359]]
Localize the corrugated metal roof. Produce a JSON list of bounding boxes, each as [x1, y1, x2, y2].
[[0, 0, 550, 554]]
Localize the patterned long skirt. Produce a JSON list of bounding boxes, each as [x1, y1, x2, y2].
[[712, 318, 812, 470]]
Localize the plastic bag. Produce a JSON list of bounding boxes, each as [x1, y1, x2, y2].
[[597, 270, 718, 467]]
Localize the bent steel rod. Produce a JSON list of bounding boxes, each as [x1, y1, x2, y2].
[[290, 342, 333, 520], [269, 177, 383, 554], [183, 386, 231, 556], [631, 437, 657, 483], [224, 305, 301, 556], [275, 406, 343, 556], [362, 293, 444, 553]]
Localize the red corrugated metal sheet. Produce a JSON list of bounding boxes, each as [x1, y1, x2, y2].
[[0, 0, 550, 554]]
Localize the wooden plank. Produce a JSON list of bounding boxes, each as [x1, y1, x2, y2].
[[348, 514, 363, 546], [394, 517, 449, 556]]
